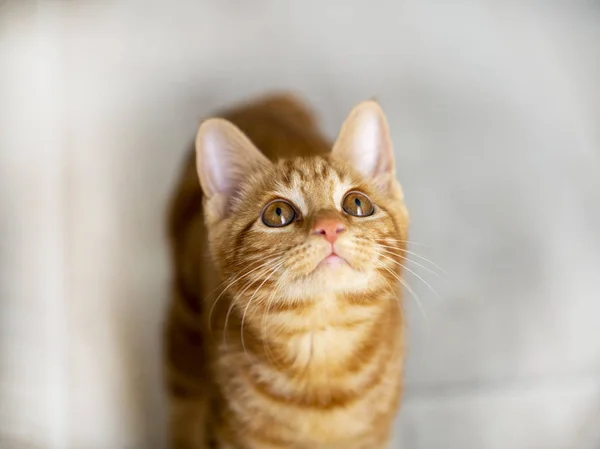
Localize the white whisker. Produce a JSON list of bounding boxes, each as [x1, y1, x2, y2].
[[374, 242, 446, 274], [377, 251, 442, 302], [209, 254, 284, 336], [222, 262, 282, 348], [241, 261, 285, 357], [375, 238, 431, 248], [260, 269, 287, 368], [376, 260, 429, 329], [377, 246, 445, 279]]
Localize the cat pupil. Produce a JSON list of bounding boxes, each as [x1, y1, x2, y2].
[[276, 207, 282, 216], [354, 198, 361, 206]]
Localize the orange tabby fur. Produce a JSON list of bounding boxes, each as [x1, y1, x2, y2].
[[165, 93, 409, 449]]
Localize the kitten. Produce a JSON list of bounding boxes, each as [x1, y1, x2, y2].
[[165, 93, 409, 449]]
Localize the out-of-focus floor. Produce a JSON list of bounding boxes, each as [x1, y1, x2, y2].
[[1, 1, 599, 448]]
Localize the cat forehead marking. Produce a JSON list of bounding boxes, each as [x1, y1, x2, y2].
[[272, 158, 352, 214]]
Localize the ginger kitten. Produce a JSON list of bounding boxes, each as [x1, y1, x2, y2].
[[165, 94, 409, 449]]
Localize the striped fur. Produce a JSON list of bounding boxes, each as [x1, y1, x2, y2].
[[165, 94, 409, 449]]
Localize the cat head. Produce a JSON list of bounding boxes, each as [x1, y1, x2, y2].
[[195, 101, 409, 300]]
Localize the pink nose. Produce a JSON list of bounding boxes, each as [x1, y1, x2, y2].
[[312, 218, 346, 243]]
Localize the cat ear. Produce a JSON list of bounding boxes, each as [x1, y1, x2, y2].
[[332, 101, 397, 193], [195, 118, 269, 218]]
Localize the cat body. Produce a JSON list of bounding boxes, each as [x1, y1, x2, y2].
[[165, 94, 409, 449]]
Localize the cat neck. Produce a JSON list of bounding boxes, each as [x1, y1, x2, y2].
[[238, 287, 399, 372]]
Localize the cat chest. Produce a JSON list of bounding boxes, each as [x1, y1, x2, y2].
[[285, 326, 364, 369], [229, 357, 400, 449]]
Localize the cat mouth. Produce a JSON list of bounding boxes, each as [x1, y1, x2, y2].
[[316, 252, 348, 269]]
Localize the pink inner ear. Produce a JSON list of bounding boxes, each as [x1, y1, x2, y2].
[[354, 112, 383, 175], [196, 118, 270, 204], [202, 132, 233, 197], [332, 101, 395, 181]]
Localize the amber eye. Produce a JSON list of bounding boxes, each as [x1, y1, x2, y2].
[[342, 191, 375, 217], [261, 200, 296, 227]]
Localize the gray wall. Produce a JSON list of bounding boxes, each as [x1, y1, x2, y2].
[[1, 1, 599, 448]]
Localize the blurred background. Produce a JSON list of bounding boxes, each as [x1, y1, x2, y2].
[[1, 0, 600, 448]]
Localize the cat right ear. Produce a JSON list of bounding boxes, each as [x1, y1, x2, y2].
[[195, 118, 269, 219], [331, 101, 399, 196]]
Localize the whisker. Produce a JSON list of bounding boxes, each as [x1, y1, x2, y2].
[[222, 262, 283, 348], [376, 260, 429, 329], [260, 270, 287, 368], [209, 254, 284, 336], [375, 238, 431, 248], [372, 242, 446, 274], [241, 261, 285, 357], [204, 251, 286, 298], [377, 247, 445, 279], [377, 251, 442, 302]]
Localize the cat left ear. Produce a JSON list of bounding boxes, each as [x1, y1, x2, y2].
[[195, 118, 269, 220], [331, 101, 397, 194]]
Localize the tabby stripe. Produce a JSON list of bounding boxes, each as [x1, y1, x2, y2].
[[270, 318, 373, 338], [242, 357, 387, 410], [241, 337, 391, 410], [171, 281, 204, 332], [166, 363, 204, 398], [252, 297, 310, 313]]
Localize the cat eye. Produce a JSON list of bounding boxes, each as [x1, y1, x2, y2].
[[342, 191, 374, 217], [261, 200, 296, 227]]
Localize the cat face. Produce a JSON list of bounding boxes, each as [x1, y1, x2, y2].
[[196, 101, 408, 301]]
